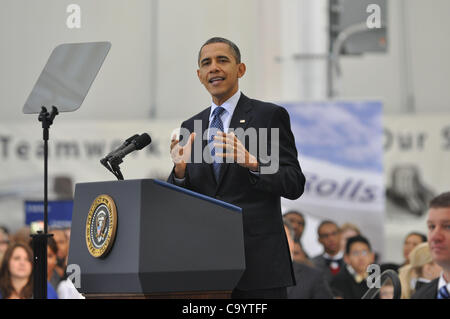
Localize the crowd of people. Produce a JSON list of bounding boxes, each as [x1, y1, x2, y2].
[[283, 191, 450, 299], [1, 191, 449, 299], [0, 226, 83, 299]]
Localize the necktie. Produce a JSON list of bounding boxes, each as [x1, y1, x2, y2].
[[324, 258, 342, 275], [209, 106, 226, 182], [437, 286, 450, 299]]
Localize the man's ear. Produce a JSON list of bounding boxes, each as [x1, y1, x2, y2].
[[237, 63, 246, 78]]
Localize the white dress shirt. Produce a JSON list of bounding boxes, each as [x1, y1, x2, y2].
[[209, 90, 241, 133]]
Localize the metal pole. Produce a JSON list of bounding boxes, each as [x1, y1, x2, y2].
[[32, 106, 58, 299]]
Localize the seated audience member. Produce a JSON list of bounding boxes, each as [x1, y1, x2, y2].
[[47, 236, 62, 292], [50, 228, 70, 278], [47, 234, 84, 299], [413, 192, 450, 299], [399, 242, 442, 299], [283, 210, 306, 243], [293, 242, 314, 267], [0, 242, 57, 299], [284, 210, 311, 263], [312, 220, 345, 284], [378, 279, 394, 299], [402, 232, 427, 267], [284, 219, 333, 299], [382, 231, 428, 274], [330, 235, 375, 299], [0, 226, 10, 263]]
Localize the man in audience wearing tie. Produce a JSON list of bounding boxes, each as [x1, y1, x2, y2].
[[413, 191, 450, 299], [312, 221, 346, 285], [168, 37, 305, 299]]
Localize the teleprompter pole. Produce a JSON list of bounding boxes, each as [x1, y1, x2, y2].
[[31, 106, 58, 299]]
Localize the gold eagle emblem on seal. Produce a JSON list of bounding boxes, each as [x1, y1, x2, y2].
[[85, 194, 118, 258]]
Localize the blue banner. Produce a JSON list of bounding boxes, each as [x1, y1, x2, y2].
[[25, 200, 73, 229]]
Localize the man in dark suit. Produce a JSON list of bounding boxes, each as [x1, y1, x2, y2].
[[168, 37, 305, 299], [312, 220, 346, 285], [283, 219, 333, 299], [412, 192, 450, 299]]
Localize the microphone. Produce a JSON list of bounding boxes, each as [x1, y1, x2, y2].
[[109, 133, 152, 163], [102, 134, 139, 162]]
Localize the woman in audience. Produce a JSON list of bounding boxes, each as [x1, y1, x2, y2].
[[0, 242, 58, 299], [0, 243, 33, 299], [399, 242, 442, 299], [402, 232, 427, 266]]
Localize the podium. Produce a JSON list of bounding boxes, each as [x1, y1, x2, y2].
[[68, 179, 245, 299]]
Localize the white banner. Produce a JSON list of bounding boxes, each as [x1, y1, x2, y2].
[[383, 114, 450, 262], [0, 119, 180, 230], [280, 101, 385, 260]]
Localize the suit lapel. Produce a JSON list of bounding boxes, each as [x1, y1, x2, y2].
[[216, 94, 253, 188], [201, 107, 211, 152]]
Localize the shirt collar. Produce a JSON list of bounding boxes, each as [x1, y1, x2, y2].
[[323, 251, 344, 261], [346, 265, 367, 283], [210, 90, 241, 120], [438, 272, 450, 291]]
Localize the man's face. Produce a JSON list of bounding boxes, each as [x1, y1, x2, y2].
[[285, 213, 305, 241], [318, 223, 341, 255], [197, 42, 246, 106], [52, 230, 69, 260], [344, 242, 374, 275], [427, 207, 450, 270]]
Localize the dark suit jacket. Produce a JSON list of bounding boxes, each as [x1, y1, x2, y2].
[[167, 93, 305, 290], [312, 254, 345, 284], [330, 266, 368, 299], [411, 278, 439, 299], [287, 262, 334, 299]]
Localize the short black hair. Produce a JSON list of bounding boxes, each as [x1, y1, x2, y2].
[[198, 37, 241, 65], [345, 235, 371, 255], [317, 220, 339, 236], [405, 231, 427, 243], [429, 191, 450, 209]]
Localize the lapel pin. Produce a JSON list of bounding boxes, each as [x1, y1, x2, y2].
[[240, 120, 245, 123]]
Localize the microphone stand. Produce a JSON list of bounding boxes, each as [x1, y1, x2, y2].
[[31, 106, 58, 299], [100, 157, 124, 180]]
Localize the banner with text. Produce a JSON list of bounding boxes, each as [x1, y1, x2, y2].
[[281, 101, 385, 259]]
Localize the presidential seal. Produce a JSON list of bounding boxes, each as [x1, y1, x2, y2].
[[85, 194, 118, 258]]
